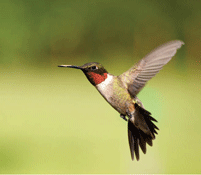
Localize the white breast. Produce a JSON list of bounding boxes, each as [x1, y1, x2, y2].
[[96, 74, 113, 102]]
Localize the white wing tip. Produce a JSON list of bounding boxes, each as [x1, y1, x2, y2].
[[169, 40, 185, 48], [176, 40, 185, 45]]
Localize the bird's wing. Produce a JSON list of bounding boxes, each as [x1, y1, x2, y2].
[[119, 40, 184, 96]]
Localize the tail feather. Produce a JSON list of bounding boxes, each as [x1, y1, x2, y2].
[[139, 133, 146, 154], [128, 103, 159, 161], [128, 129, 135, 160]]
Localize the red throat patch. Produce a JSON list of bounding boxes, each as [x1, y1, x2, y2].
[[87, 72, 108, 85]]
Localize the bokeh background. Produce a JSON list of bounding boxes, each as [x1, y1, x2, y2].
[[0, 0, 201, 173]]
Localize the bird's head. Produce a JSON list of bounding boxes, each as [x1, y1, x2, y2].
[[58, 62, 108, 86]]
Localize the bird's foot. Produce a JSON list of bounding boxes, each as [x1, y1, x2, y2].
[[120, 114, 127, 121]]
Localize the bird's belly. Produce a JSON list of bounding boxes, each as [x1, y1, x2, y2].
[[108, 91, 132, 115], [96, 84, 132, 115]]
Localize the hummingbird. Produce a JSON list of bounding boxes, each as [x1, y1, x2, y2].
[[58, 40, 184, 161]]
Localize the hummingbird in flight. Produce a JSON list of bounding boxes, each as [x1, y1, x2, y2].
[[58, 40, 184, 161]]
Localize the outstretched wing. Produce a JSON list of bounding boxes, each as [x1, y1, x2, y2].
[[119, 40, 184, 96]]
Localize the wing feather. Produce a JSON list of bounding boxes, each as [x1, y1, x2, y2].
[[119, 40, 184, 96]]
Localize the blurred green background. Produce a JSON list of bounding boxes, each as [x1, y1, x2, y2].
[[0, 0, 201, 173]]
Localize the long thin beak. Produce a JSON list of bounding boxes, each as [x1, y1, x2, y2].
[[58, 65, 82, 69]]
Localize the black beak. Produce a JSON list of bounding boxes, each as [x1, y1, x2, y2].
[[58, 65, 82, 69]]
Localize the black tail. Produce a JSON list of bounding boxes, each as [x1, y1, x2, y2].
[[128, 103, 159, 161]]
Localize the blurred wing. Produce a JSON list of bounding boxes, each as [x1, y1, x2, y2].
[[119, 40, 184, 96]]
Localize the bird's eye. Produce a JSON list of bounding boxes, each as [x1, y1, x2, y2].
[[91, 66, 97, 70]]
